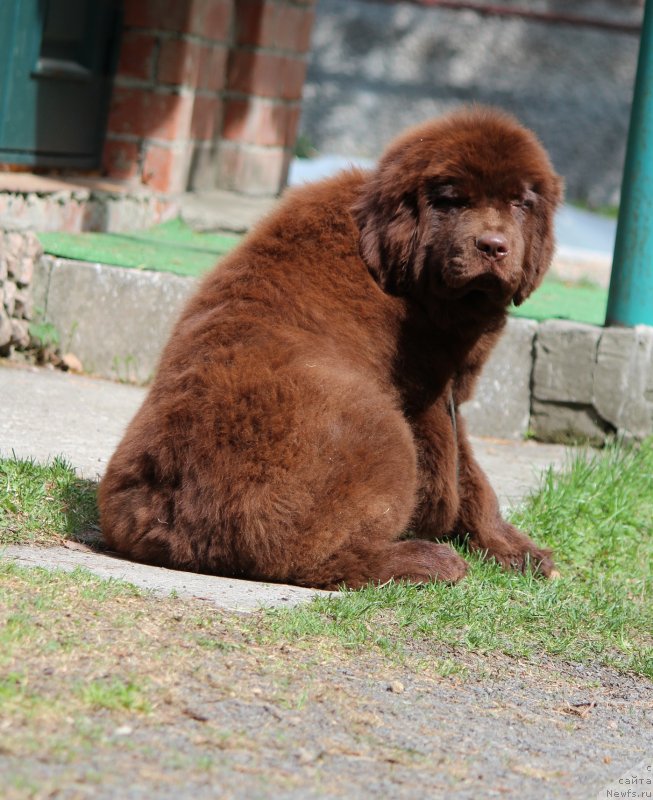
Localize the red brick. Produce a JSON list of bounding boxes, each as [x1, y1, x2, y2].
[[227, 51, 284, 97], [107, 87, 193, 141], [234, 0, 276, 48], [116, 31, 158, 81], [275, 5, 315, 52], [124, 0, 192, 31], [222, 98, 301, 147], [188, 0, 232, 40], [102, 138, 141, 180], [217, 142, 291, 195], [284, 105, 301, 148], [234, 2, 314, 53], [280, 56, 308, 100], [191, 96, 222, 141], [197, 45, 228, 91], [142, 144, 188, 193], [158, 38, 202, 87]]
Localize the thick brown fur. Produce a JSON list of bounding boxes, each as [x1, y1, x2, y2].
[[99, 107, 563, 590]]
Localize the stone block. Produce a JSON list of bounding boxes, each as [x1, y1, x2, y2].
[[15, 256, 35, 286], [31, 255, 53, 318], [0, 308, 11, 348], [14, 288, 33, 320], [594, 325, 653, 440], [461, 317, 536, 439], [2, 279, 16, 316], [44, 259, 197, 383], [530, 398, 612, 445], [532, 319, 601, 404], [10, 318, 30, 348]]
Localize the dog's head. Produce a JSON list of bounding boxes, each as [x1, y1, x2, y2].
[[353, 107, 563, 319]]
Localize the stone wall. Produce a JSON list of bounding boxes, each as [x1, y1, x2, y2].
[[0, 232, 42, 357], [299, 0, 642, 206], [0, 178, 172, 234], [464, 318, 653, 443], [31, 257, 653, 443]]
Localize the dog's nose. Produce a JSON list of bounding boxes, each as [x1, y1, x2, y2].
[[476, 233, 509, 260]]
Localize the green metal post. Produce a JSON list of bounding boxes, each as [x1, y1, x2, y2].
[[606, 0, 653, 327]]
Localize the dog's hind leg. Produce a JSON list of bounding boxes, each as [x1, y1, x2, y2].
[[294, 539, 468, 590]]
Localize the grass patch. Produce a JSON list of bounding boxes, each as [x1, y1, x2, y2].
[[260, 440, 653, 678], [1, 447, 651, 792], [38, 218, 242, 278], [511, 273, 607, 326], [79, 678, 151, 713], [0, 456, 98, 546]]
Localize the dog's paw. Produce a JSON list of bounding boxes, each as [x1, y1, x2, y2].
[[494, 547, 555, 578], [389, 540, 469, 584], [428, 543, 470, 583], [473, 524, 555, 578]]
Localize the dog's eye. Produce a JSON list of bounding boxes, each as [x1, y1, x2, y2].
[[511, 189, 537, 210], [427, 184, 468, 210]]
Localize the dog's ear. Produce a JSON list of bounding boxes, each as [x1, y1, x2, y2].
[[352, 179, 421, 295], [513, 175, 564, 306]]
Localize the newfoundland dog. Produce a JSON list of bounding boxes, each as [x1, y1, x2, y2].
[[99, 106, 563, 589]]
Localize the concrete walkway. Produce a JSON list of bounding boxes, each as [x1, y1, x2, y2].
[[0, 361, 571, 611]]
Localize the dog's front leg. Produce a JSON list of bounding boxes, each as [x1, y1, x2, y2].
[[453, 416, 555, 577]]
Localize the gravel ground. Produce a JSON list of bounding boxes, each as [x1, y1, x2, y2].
[[2, 612, 651, 800]]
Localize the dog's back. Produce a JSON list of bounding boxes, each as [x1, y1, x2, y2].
[[99, 170, 413, 585]]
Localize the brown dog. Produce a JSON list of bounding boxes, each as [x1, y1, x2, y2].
[[99, 106, 563, 589]]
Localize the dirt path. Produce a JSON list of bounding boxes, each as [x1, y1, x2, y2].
[[2, 583, 651, 800]]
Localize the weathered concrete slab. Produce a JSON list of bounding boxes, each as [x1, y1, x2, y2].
[[532, 320, 653, 443], [530, 399, 611, 445], [594, 325, 653, 440], [0, 362, 144, 478], [1, 544, 331, 612], [461, 317, 536, 439], [41, 257, 195, 383], [179, 189, 278, 233], [533, 320, 601, 404]]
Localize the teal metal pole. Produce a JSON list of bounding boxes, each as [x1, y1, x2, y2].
[[606, 0, 653, 327]]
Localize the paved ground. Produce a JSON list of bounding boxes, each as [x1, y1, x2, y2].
[[0, 361, 570, 611], [3, 343, 651, 800]]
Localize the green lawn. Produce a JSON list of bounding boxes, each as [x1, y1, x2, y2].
[[38, 218, 242, 278], [0, 456, 97, 547], [38, 218, 608, 325], [513, 276, 607, 326]]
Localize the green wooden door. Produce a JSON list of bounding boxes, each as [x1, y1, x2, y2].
[[0, 0, 120, 169]]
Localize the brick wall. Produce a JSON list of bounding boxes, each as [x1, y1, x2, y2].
[[102, 0, 315, 197], [218, 0, 315, 195]]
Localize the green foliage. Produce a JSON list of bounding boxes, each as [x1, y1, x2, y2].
[[27, 319, 60, 349], [293, 134, 317, 159], [0, 456, 98, 546], [78, 679, 151, 713]]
